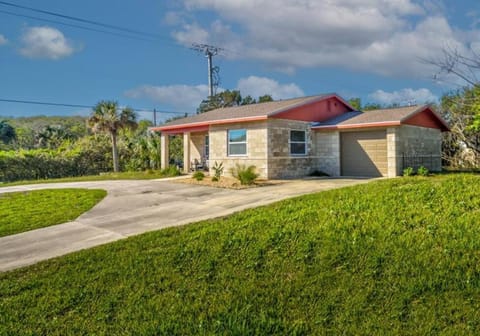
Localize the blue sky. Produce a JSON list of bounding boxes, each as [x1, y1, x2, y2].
[[0, 0, 479, 123]]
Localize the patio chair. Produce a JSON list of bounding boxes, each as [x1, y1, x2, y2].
[[191, 158, 204, 171]]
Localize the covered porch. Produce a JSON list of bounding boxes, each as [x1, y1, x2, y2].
[[160, 126, 210, 173]]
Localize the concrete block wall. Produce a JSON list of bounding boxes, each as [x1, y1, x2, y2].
[[313, 131, 340, 176], [209, 121, 268, 178], [267, 119, 314, 179]]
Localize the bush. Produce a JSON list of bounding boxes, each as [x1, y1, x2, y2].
[[403, 167, 415, 176], [0, 135, 114, 182], [417, 166, 429, 176], [193, 171, 205, 181], [161, 166, 181, 177], [230, 164, 259, 185], [211, 161, 224, 182]]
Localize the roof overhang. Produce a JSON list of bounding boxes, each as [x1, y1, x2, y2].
[[312, 121, 401, 131], [151, 115, 268, 134]]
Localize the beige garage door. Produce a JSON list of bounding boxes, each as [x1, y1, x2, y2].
[[341, 130, 387, 177]]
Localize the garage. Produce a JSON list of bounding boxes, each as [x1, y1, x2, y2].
[[341, 130, 387, 177]]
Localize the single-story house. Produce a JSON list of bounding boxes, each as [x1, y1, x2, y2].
[[152, 93, 449, 178]]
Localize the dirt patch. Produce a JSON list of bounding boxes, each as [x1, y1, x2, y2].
[[175, 176, 283, 189]]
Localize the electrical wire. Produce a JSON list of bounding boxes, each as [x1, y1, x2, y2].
[[0, 98, 191, 115], [0, 2, 229, 53], [0, 9, 159, 43], [0, 2, 186, 49], [0, 0, 165, 40]]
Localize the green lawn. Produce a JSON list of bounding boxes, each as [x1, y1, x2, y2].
[[0, 189, 107, 237], [1, 175, 480, 334], [0, 168, 181, 187]]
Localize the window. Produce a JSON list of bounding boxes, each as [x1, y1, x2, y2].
[[228, 129, 247, 156], [205, 135, 209, 159], [290, 130, 307, 155]]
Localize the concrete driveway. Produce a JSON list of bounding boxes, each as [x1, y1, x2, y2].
[[0, 177, 373, 272]]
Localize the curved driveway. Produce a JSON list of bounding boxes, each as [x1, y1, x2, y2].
[[0, 177, 373, 272]]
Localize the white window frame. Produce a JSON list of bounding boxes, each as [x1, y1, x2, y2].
[[228, 129, 247, 156], [289, 130, 307, 156]]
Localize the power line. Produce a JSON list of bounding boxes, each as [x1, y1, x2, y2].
[[0, 4, 186, 49], [0, 98, 190, 115], [0, 9, 158, 43], [0, 1, 164, 40]]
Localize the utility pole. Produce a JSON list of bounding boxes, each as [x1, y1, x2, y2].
[[191, 43, 223, 97], [153, 108, 157, 126]]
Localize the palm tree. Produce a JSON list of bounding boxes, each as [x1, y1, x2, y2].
[[88, 100, 137, 172]]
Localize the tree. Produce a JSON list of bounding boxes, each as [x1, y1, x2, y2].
[[348, 98, 362, 111], [241, 95, 256, 105], [258, 94, 273, 103], [197, 90, 243, 113], [197, 91, 274, 113], [0, 121, 16, 144], [36, 125, 74, 149], [428, 47, 480, 167], [363, 102, 383, 111], [88, 100, 137, 172], [440, 86, 480, 167]]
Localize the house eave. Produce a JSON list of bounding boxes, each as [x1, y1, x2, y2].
[[151, 115, 268, 133], [312, 121, 402, 131]]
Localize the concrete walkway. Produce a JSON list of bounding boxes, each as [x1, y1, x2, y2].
[[0, 177, 373, 272]]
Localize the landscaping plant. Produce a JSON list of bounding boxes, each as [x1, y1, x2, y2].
[[417, 165, 429, 176], [230, 163, 259, 185], [403, 166, 415, 176], [192, 171, 205, 181], [211, 161, 224, 182]]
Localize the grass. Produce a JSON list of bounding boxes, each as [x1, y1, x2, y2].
[[0, 189, 106, 237], [0, 168, 181, 187], [1, 174, 480, 334]]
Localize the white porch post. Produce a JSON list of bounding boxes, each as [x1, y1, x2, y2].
[[160, 134, 169, 169], [183, 132, 191, 173]]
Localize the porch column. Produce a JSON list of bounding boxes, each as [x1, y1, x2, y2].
[[183, 132, 191, 173], [160, 134, 169, 169]]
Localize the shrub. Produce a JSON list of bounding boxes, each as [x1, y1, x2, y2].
[[230, 164, 259, 185], [211, 161, 224, 182], [161, 166, 181, 177], [403, 167, 415, 176], [417, 166, 429, 176], [193, 171, 205, 181]]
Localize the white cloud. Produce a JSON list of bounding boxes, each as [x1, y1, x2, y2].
[[237, 76, 304, 100], [369, 88, 438, 105], [172, 0, 478, 78], [125, 76, 304, 110], [0, 34, 7, 45], [125, 84, 209, 111], [172, 23, 209, 45], [163, 11, 185, 26], [20, 26, 78, 60]]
